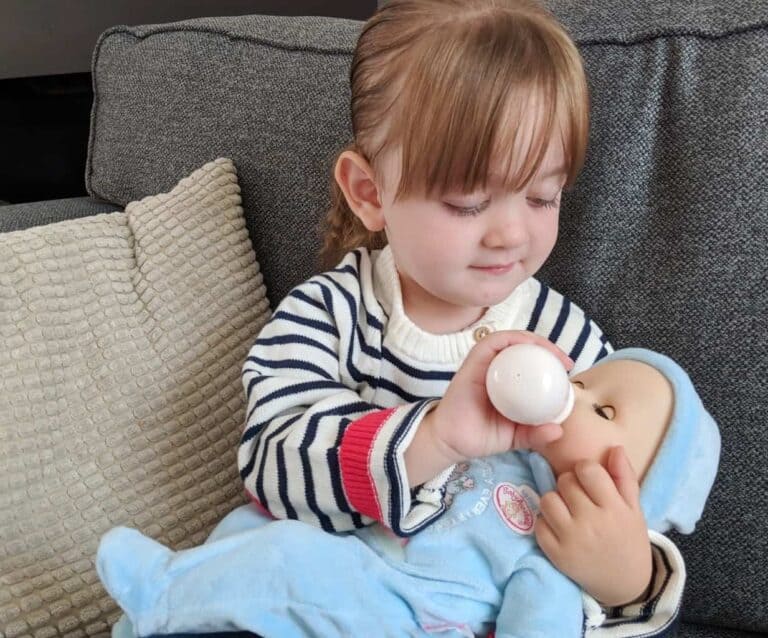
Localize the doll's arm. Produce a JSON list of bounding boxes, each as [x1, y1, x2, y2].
[[495, 553, 582, 638]]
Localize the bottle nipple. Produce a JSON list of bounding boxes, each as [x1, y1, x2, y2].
[[485, 343, 574, 425]]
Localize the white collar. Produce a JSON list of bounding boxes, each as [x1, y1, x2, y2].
[[371, 245, 536, 364]]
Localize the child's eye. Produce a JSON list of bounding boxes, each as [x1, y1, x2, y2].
[[593, 404, 616, 420], [443, 200, 491, 217], [527, 194, 561, 210]]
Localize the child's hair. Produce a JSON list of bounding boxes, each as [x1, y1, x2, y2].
[[321, 0, 590, 267]]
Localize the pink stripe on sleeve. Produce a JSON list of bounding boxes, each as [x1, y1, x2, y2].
[[339, 408, 397, 522]]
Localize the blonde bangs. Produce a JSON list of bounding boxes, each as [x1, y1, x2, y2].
[[382, 6, 589, 200], [322, 0, 590, 266]]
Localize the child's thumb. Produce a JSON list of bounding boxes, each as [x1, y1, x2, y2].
[[607, 446, 641, 507]]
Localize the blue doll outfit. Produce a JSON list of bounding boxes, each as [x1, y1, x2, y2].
[[97, 348, 721, 638], [99, 453, 581, 638]]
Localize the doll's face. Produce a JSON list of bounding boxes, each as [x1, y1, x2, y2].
[[536, 360, 673, 480]]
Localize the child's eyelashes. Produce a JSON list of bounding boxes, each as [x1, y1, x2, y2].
[[527, 194, 561, 210], [443, 200, 491, 217], [442, 193, 561, 216]]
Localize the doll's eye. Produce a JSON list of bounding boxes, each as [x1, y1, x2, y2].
[[572, 380, 584, 389], [593, 404, 616, 420]]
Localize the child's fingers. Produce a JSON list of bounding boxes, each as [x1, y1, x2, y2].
[[573, 460, 619, 508], [606, 446, 641, 507], [556, 470, 596, 516], [538, 491, 571, 536]]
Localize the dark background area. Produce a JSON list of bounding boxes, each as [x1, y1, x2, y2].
[[0, 1, 376, 205]]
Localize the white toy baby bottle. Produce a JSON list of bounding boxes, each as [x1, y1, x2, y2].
[[485, 343, 575, 425]]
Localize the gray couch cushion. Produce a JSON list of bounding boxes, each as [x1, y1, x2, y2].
[[87, 5, 768, 634], [678, 624, 757, 638], [0, 196, 120, 233], [88, 15, 360, 308]]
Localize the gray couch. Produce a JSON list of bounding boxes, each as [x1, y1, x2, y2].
[[1, 2, 765, 637]]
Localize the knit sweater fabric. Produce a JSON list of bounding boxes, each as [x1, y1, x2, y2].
[[238, 246, 610, 534]]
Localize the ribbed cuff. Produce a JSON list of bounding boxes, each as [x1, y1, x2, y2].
[[339, 408, 397, 522]]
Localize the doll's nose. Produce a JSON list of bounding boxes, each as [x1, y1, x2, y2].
[[571, 382, 587, 403]]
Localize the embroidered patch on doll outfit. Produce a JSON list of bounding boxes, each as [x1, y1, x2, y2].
[[427, 460, 495, 534], [493, 483, 540, 535]]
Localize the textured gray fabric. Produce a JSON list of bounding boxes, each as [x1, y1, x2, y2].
[[0, 159, 270, 638], [0, 196, 121, 233], [678, 623, 760, 638], [84, 5, 768, 635], [88, 15, 360, 307], [545, 0, 768, 41]]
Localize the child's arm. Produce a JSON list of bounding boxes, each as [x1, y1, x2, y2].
[[241, 251, 503, 536], [238, 271, 434, 535], [582, 531, 684, 637], [535, 447, 651, 606]]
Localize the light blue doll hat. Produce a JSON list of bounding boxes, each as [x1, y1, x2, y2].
[[592, 348, 721, 534]]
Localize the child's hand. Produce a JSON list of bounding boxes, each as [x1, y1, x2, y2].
[[535, 446, 653, 607], [405, 330, 570, 486]]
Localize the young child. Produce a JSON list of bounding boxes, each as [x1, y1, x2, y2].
[[94, 0, 687, 633], [98, 348, 721, 638], [229, 1, 690, 628]]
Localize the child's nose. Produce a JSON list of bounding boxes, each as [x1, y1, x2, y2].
[[482, 205, 528, 248]]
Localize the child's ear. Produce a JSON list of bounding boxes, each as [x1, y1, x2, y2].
[[334, 150, 385, 231]]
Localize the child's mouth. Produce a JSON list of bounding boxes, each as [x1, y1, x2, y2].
[[471, 262, 517, 275]]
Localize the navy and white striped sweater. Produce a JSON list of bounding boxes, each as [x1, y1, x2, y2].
[[237, 246, 683, 637], [238, 246, 611, 534]]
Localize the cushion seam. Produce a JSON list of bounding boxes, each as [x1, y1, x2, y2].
[[575, 20, 768, 48], [86, 23, 354, 202]]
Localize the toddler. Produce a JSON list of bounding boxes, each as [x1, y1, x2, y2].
[[234, 0, 685, 625], [100, 0, 692, 635]]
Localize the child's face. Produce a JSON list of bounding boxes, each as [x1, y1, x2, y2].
[[376, 138, 566, 331], [536, 360, 673, 481]]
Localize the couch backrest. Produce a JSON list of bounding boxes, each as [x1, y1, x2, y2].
[[88, 15, 358, 307], [87, 3, 768, 633], [539, 3, 768, 632]]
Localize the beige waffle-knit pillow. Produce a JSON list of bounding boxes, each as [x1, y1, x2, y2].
[[0, 158, 270, 638]]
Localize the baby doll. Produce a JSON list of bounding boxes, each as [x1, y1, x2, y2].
[[97, 348, 720, 638]]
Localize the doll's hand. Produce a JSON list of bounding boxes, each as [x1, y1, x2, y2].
[[535, 446, 653, 607], [405, 331, 570, 487]]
